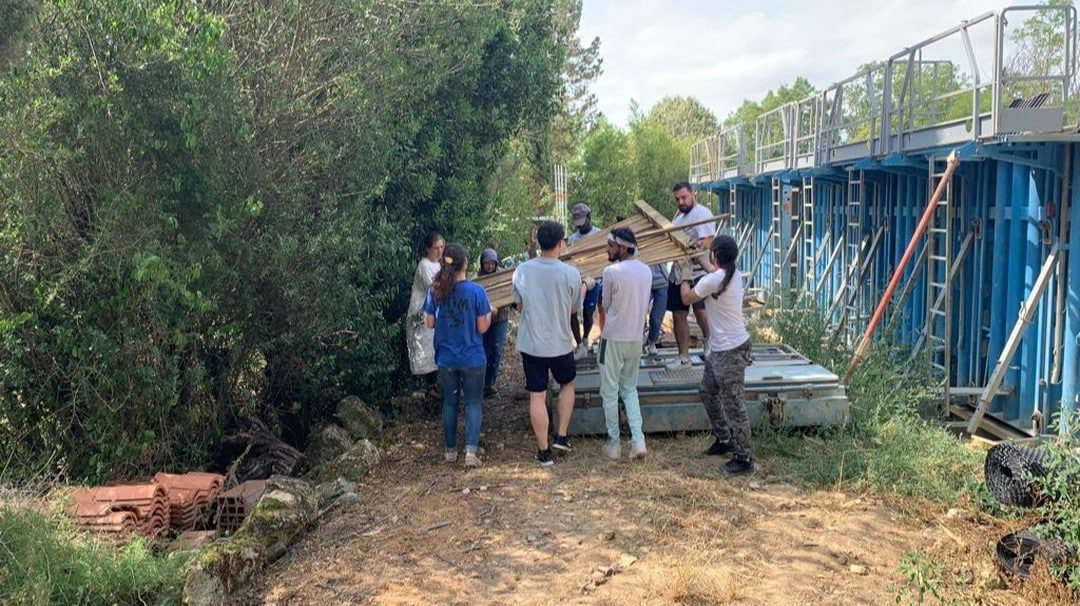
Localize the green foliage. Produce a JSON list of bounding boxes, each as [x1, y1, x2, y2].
[[1030, 414, 1080, 587], [568, 117, 633, 225], [0, 0, 566, 480], [755, 304, 983, 504], [723, 77, 816, 130], [0, 506, 185, 605], [889, 550, 954, 605], [643, 96, 719, 141]]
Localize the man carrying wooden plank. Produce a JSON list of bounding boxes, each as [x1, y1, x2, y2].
[[666, 182, 716, 369], [513, 221, 589, 466], [596, 227, 653, 460]]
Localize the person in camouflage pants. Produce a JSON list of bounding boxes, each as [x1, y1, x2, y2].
[[699, 340, 753, 459], [677, 234, 755, 475]]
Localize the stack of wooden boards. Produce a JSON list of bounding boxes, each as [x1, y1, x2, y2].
[[476, 200, 719, 309]]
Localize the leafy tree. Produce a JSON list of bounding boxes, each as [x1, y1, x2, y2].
[[723, 76, 816, 129], [628, 106, 687, 217], [569, 117, 633, 225], [644, 95, 719, 142], [0, 0, 567, 480]]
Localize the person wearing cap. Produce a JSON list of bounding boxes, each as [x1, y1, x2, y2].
[[597, 227, 653, 460], [477, 248, 510, 397], [567, 202, 603, 360], [666, 182, 715, 370]]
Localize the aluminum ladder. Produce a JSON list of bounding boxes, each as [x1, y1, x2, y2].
[[925, 156, 954, 411]]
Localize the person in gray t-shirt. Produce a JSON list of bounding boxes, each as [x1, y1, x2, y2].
[[512, 221, 587, 466]]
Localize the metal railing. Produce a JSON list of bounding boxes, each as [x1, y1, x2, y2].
[[691, 5, 1077, 183], [689, 135, 719, 183]]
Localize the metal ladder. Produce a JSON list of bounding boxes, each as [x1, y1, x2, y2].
[[842, 170, 865, 343], [925, 157, 954, 408], [771, 177, 784, 302], [729, 183, 739, 240], [801, 176, 815, 295]]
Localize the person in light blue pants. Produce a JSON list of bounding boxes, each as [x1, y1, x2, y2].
[[596, 228, 653, 460]]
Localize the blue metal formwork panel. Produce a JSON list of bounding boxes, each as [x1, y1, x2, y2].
[[555, 344, 850, 435]]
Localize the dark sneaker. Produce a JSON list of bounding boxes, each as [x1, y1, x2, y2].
[[537, 448, 555, 466], [703, 438, 734, 456], [552, 435, 572, 452], [723, 455, 754, 475]]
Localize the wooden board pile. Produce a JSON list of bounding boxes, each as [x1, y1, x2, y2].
[[476, 200, 716, 309]]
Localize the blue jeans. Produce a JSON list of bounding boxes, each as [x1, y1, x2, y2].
[[483, 318, 509, 388], [439, 365, 485, 451], [647, 284, 668, 343]]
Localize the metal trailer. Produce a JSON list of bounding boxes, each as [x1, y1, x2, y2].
[[551, 344, 849, 435], [688, 5, 1080, 437]]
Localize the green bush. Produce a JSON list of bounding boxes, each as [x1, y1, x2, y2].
[[1030, 414, 1080, 588], [755, 303, 983, 504], [0, 506, 184, 605], [0, 0, 565, 481]]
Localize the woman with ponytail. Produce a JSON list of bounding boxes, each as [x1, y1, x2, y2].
[[423, 243, 494, 467], [677, 234, 754, 475]]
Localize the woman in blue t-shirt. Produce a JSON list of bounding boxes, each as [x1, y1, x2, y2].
[[424, 243, 494, 467]]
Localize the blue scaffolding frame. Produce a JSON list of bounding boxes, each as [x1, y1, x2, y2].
[[687, 5, 1080, 436]]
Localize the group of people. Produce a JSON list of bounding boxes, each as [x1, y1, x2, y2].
[[404, 182, 754, 475]]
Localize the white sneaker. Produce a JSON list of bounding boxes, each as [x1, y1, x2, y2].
[[464, 452, 483, 467], [665, 356, 692, 371], [445, 450, 458, 463], [644, 342, 659, 356], [574, 342, 589, 360], [602, 441, 621, 460], [630, 442, 647, 460]]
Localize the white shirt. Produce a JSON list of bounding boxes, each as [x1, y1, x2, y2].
[[670, 203, 716, 282], [693, 268, 750, 352], [600, 258, 652, 342]]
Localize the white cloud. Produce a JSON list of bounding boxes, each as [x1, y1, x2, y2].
[[580, 0, 1016, 127]]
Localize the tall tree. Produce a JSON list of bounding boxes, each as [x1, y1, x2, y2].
[[645, 96, 719, 142]]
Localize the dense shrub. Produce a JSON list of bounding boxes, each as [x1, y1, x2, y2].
[[0, 0, 565, 481], [0, 506, 185, 605]]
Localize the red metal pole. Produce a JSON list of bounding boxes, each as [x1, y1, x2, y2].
[[844, 151, 959, 383]]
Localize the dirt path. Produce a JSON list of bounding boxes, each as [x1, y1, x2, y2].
[[244, 360, 1028, 605]]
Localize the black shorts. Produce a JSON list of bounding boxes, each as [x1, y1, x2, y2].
[[667, 279, 705, 312], [521, 351, 577, 393]]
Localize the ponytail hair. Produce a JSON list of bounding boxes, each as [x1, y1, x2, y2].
[[709, 235, 739, 298], [432, 243, 469, 303]]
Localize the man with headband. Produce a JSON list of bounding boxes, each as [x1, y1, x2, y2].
[[596, 227, 652, 460]]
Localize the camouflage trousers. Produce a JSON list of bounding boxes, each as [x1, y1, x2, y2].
[[699, 340, 753, 458]]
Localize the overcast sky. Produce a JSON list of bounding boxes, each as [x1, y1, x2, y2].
[[580, 0, 1019, 127]]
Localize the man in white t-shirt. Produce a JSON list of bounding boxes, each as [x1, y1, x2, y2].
[[596, 227, 653, 460], [665, 182, 715, 369]]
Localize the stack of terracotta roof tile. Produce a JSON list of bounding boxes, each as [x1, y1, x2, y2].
[[68, 483, 171, 539], [215, 479, 267, 533], [153, 472, 225, 532]]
